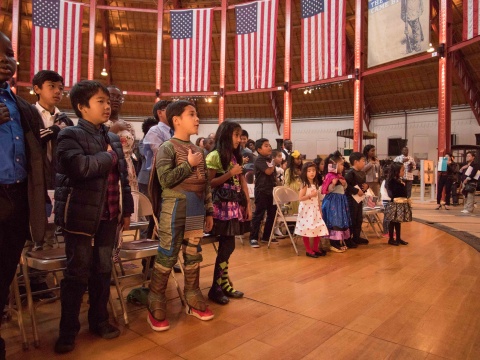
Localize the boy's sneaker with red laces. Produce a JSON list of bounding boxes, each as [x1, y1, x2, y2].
[[147, 312, 170, 331], [186, 306, 215, 321]]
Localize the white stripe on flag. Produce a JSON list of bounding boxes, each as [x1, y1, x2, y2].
[[64, 1, 73, 87], [203, 10, 211, 91], [338, 0, 344, 76]]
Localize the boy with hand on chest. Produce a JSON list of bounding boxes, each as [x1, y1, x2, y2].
[[147, 100, 214, 332], [345, 152, 369, 248], [53, 80, 134, 354]]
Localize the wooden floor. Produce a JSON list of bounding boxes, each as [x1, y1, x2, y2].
[[3, 220, 480, 360]]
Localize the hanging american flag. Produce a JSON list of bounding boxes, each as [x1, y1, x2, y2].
[[170, 8, 213, 93], [301, 0, 346, 83], [235, 0, 278, 92], [30, 0, 84, 87], [463, 0, 480, 40]]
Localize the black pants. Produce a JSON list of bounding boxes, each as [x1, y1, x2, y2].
[[250, 192, 276, 241], [405, 180, 413, 198], [59, 218, 117, 337], [389, 222, 401, 240], [437, 175, 453, 206], [216, 235, 235, 264], [348, 197, 363, 241], [0, 182, 29, 316]]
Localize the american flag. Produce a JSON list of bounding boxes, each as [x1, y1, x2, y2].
[[301, 0, 346, 83], [30, 0, 84, 87], [170, 8, 213, 93], [463, 0, 480, 40], [235, 0, 278, 92]]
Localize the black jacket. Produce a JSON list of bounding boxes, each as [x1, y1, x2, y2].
[[345, 168, 368, 197], [14, 95, 48, 243], [54, 118, 134, 236], [386, 178, 408, 200]]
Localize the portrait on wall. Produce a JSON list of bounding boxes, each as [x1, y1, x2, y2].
[[368, 0, 431, 68]]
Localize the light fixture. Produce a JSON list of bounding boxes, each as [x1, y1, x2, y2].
[[101, 68, 108, 76], [16, 61, 20, 65], [303, 89, 308, 95], [208, 97, 213, 103], [308, 89, 312, 94], [427, 43, 435, 53], [29, 88, 35, 95]]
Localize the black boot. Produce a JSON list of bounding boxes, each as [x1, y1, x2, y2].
[[388, 238, 399, 246], [208, 263, 229, 305]]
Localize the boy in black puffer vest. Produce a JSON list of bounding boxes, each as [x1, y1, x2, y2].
[[53, 81, 134, 354]]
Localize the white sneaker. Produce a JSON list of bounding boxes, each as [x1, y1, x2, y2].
[[330, 246, 345, 253], [460, 209, 470, 214], [274, 228, 284, 236]]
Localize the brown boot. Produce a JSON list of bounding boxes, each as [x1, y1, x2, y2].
[[184, 264, 214, 321], [147, 264, 170, 324]]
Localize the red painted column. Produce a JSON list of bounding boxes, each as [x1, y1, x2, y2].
[[353, 0, 365, 152], [155, 0, 164, 100], [218, 0, 227, 123], [437, 0, 452, 156], [283, 0, 292, 139], [87, 0, 96, 80], [11, 0, 20, 93]]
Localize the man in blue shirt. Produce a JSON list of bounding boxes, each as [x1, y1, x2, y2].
[[0, 32, 47, 359]]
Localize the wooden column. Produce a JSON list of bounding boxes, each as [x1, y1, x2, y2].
[[283, 0, 292, 139], [353, 0, 365, 152], [437, 0, 452, 156], [87, 0, 96, 80], [218, 0, 227, 123], [155, 0, 164, 100], [11, 0, 20, 93]]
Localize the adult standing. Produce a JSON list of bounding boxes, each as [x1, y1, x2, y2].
[[143, 100, 173, 168], [363, 144, 381, 197], [137, 117, 159, 195], [106, 85, 138, 191], [460, 151, 478, 214], [436, 153, 457, 210], [282, 139, 293, 161], [394, 147, 416, 198], [0, 31, 47, 359]]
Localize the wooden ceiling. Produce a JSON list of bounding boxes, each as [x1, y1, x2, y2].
[[1, 0, 479, 121]]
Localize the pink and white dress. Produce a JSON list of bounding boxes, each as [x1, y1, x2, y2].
[[294, 184, 329, 237]]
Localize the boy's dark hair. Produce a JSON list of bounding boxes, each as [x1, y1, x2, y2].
[[32, 70, 64, 99], [466, 151, 476, 158], [70, 80, 109, 118], [255, 138, 269, 151], [241, 130, 249, 138], [213, 121, 243, 170], [195, 137, 205, 146], [349, 151, 365, 166], [272, 149, 281, 158], [165, 100, 194, 130], [246, 139, 255, 148], [300, 162, 320, 189], [153, 100, 172, 121], [142, 117, 158, 135]]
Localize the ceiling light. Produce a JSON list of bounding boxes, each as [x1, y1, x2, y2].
[[427, 43, 435, 53], [101, 68, 108, 76]]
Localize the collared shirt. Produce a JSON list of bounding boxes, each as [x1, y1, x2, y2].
[[143, 122, 172, 171], [394, 154, 416, 181], [0, 83, 27, 184], [35, 102, 60, 161]]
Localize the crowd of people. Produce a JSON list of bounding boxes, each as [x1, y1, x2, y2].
[[0, 30, 479, 359]]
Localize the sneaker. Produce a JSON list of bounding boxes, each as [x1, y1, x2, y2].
[[54, 335, 75, 354], [329, 246, 345, 253], [444, 205, 450, 210], [147, 312, 170, 332], [274, 228, 284, 236], [461, 209, 470, 214], [186, 306, 214, 321], [89, 322, 120, 339], [250, 240, 260, 248]]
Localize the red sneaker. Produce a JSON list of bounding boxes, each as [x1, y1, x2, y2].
[[186, 306, 215, 321], [147, 312, 170, 331]]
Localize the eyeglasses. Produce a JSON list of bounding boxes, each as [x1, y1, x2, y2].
[[110, 96, 125, 104]]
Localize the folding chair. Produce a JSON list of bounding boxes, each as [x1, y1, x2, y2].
[[268, 186, 299, 255], [363, 207, 384, 238], [111, 190, 185, 325], [6, 265, 28, 350]]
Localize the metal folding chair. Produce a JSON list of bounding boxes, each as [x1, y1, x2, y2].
[[268, 186, 299, 255]]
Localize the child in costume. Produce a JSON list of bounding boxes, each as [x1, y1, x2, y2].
[[206, 121, 251, 305], [321, 152, 352, 252], [148, 101, 214, 332], [294, 162, 329, 258]]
